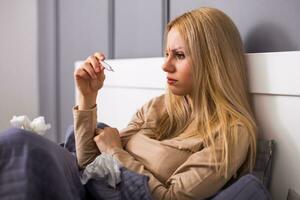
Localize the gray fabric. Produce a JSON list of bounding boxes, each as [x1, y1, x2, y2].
[[252, 139, 274, 188], [0, 126, 272, 200], [0, 126, 152, 200], [207, 139, 274, 200], [0, 128, 85, 200], [85, 168, 152, 200], [211, 174, 272, 200], [120, 168, 152, 200]]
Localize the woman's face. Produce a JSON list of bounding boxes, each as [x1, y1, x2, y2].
[[162, 28, 193, 96]]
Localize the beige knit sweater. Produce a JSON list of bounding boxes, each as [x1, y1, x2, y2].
[[73, 95, 250, 200]]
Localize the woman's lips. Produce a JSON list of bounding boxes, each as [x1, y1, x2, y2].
[[167, 77, 177, 85]]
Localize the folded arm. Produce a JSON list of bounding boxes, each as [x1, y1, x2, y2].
[[110, 126, 250, 200]]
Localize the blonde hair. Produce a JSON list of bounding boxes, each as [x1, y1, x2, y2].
[[156, 7, 257, 177]]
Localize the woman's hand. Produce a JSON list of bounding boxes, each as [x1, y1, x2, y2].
[[93, 127, 123, 154], [74, 52, 106, 109]]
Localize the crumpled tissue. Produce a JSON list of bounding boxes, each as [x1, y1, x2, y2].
[[81, 153, 121, 188], [10, 115, 51, 135]]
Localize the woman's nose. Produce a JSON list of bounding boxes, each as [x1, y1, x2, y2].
[[162, 58, 175, 73]]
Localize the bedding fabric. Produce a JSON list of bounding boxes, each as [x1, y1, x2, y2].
[[63, 123, 152, 200], [0, 128, 152, 200], [0, 128, 85, 200], [210, 174, 272, 200], [0, 126, 271, 200]]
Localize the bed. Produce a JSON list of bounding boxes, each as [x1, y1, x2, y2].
[[75, 51, 300, 200]]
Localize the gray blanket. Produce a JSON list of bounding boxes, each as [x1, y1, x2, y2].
[[0, 126, 271, 200], [0, 128, 152, 200]]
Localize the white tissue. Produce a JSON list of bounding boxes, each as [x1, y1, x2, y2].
[[81, 153, 121, 188], [10, 115, 51, 135]]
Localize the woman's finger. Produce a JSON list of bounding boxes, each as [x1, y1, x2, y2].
[[95, 128, 104, 136], [74, 67, 90, 80], [88, 55, 101, 73], [93, 134, 101, 143], [95, 71, 105, 87], [82, 62, 97, 79], [94, 53, 106, 71], [94, 52, 105, 61]]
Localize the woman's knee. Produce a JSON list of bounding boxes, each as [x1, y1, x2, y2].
[[0, 128, 51, 150], [0, 128, 31, 143]]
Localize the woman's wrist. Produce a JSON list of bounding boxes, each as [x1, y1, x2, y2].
[[107, 146, 123, 156], [78, 94, 97, 110]]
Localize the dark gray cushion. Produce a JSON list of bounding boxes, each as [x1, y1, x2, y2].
[[211, 174, 272, 200], [251, 139, 275, 188], [208, 139, 275, 199]]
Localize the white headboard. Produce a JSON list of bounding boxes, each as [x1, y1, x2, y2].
[[75, 51, 300, 200]]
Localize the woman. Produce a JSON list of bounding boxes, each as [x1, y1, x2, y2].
[[74, 7, 257, 200]]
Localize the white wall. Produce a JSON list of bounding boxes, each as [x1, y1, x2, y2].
[[246, 52, 300, 200], [0, 0, 39, 130], [253, 94, 300, 199]]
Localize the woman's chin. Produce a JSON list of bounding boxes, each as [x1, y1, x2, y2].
[[169, 88, 188, 96]]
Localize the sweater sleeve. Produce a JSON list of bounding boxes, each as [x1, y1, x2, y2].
[[110, 126, 251, 200], [73, 105, 99, 168], [73, 95, 163, 169], [72, 95, 157, 168]]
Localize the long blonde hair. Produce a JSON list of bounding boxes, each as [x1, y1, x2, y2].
[[155, 7, 257, 177]]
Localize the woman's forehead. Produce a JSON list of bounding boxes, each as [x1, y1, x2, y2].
[[166, 28, 186, 50]]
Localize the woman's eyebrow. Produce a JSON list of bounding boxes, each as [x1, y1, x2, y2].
[[167, 47, 185, 52]]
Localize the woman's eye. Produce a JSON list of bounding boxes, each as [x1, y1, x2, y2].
[[165, 52, 169, 57], [176, 53, 185, 60]]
